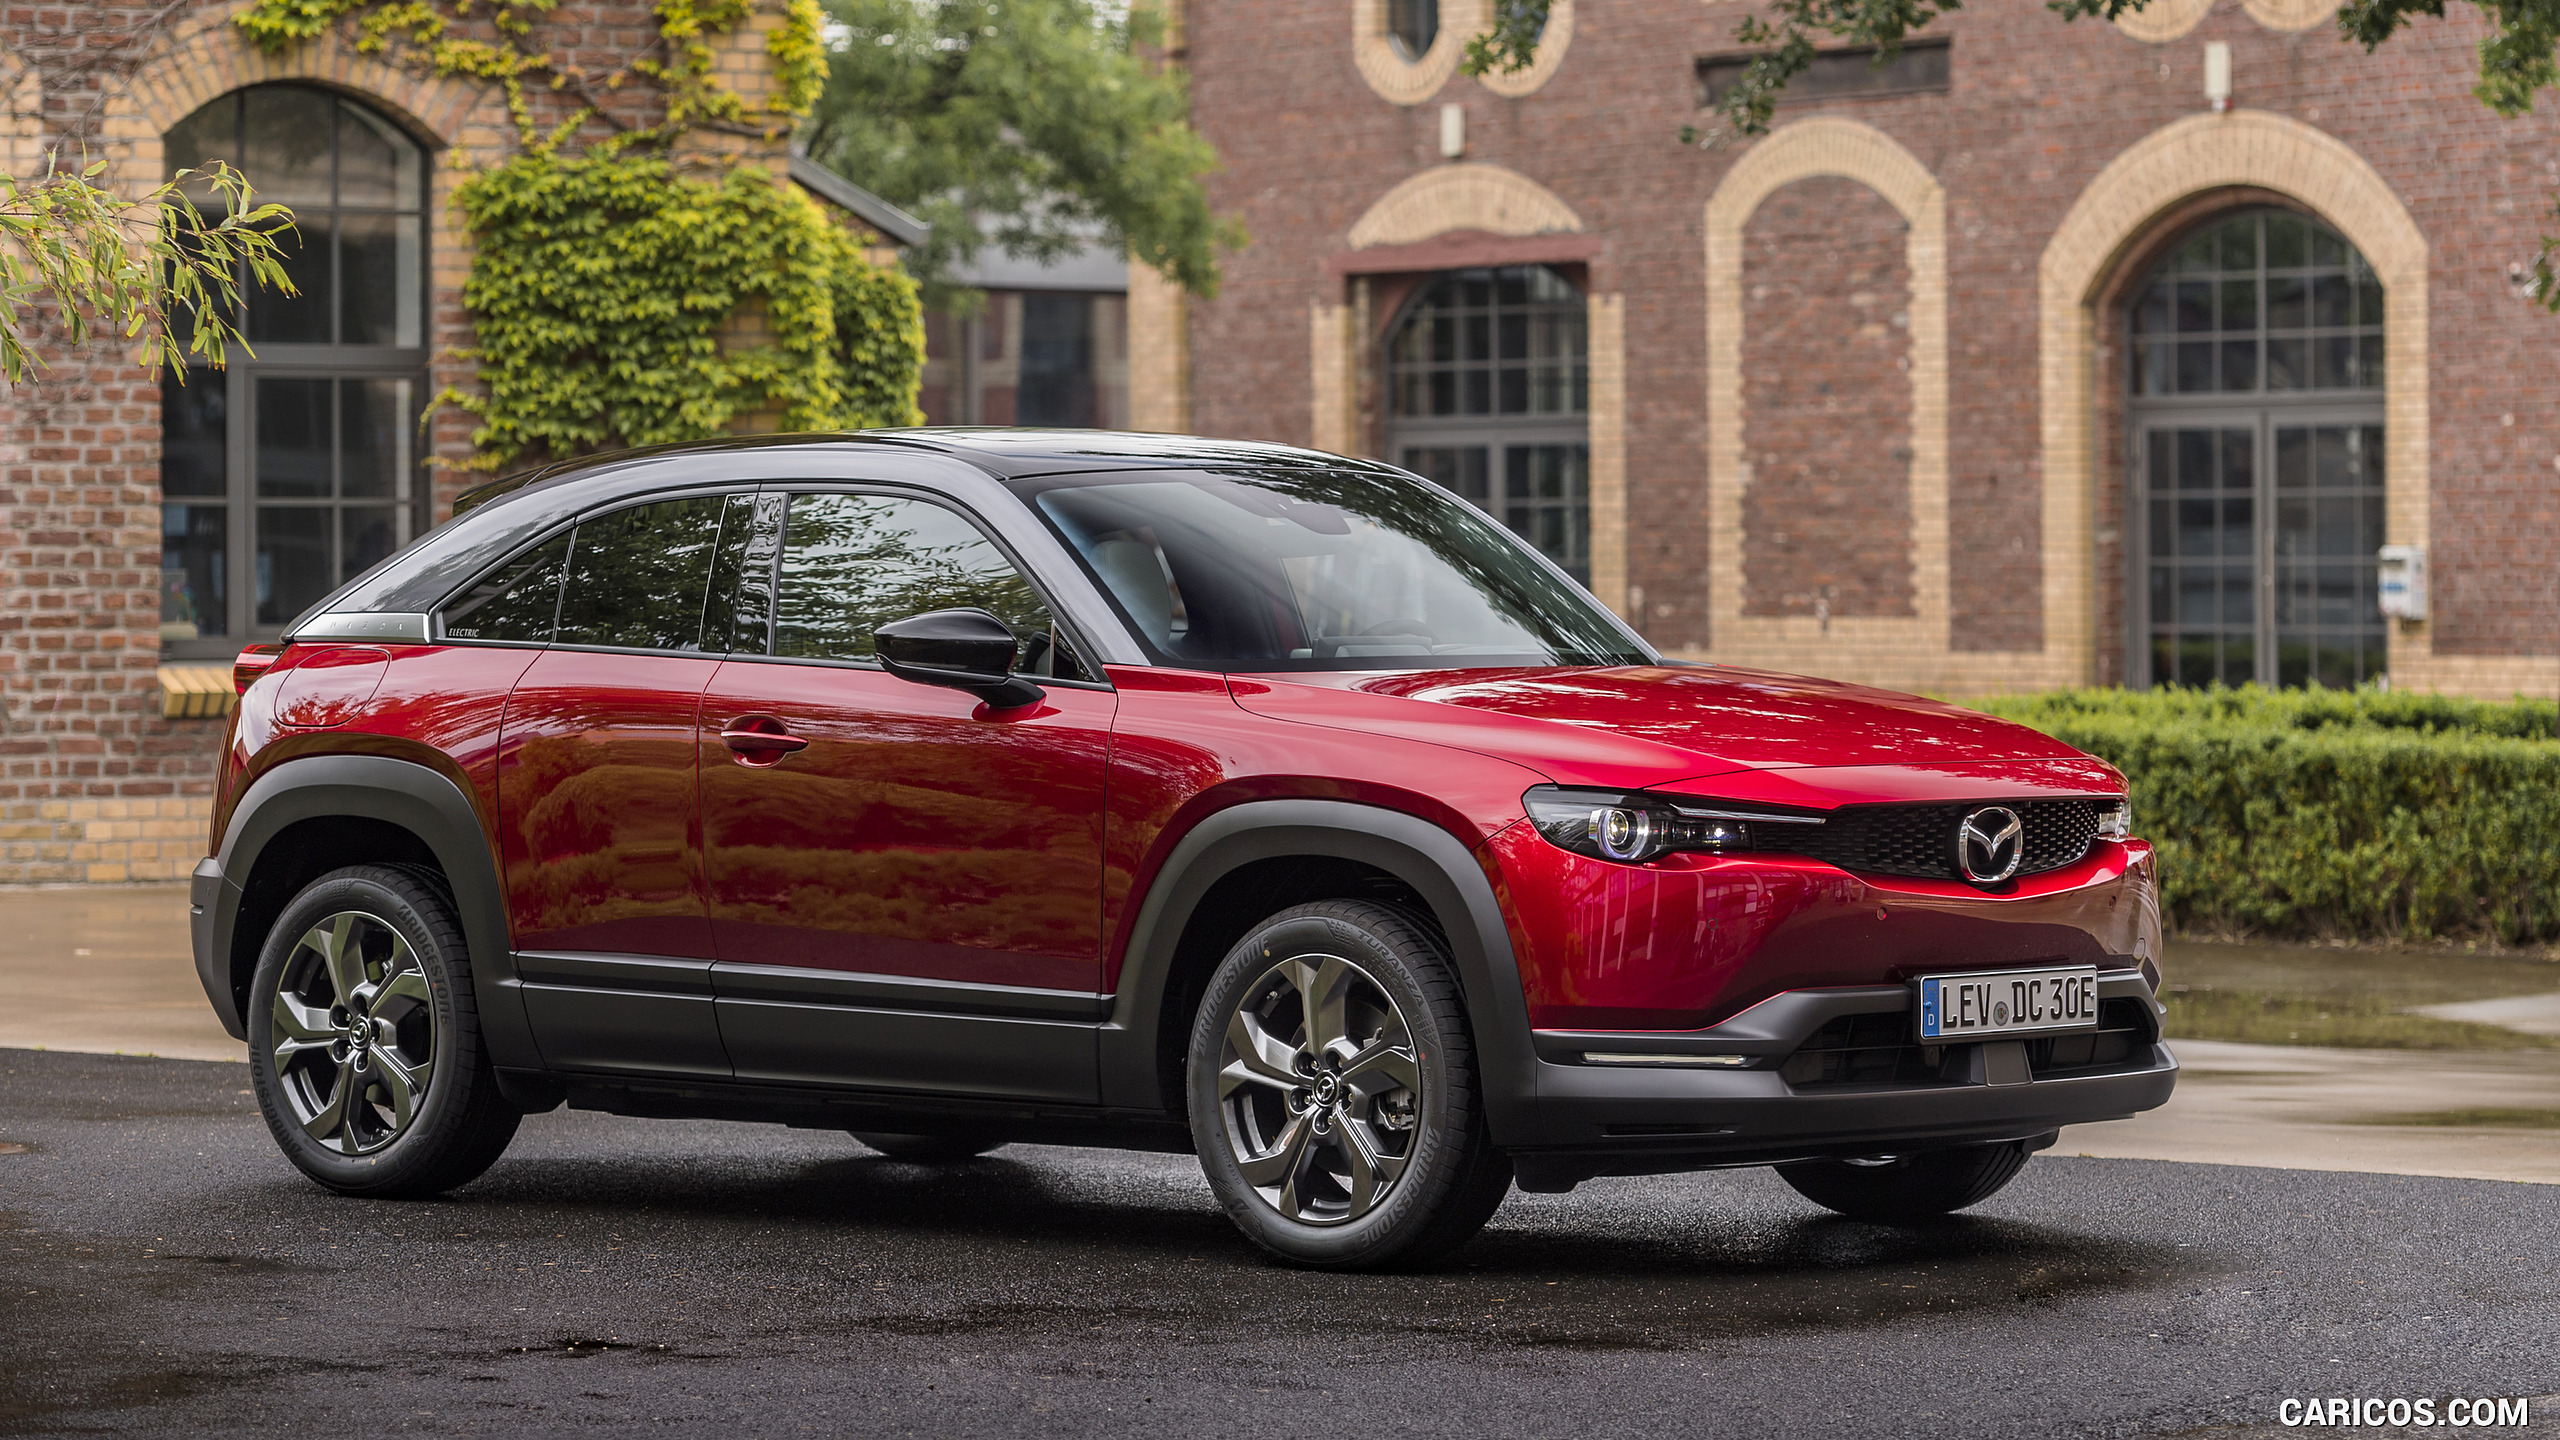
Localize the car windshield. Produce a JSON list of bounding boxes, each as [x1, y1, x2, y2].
[[1020, 467, 1651, 671]]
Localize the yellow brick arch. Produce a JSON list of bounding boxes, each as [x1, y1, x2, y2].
[[2038, 109, 2440, 687], [1700, 116, 1953, 683], [93, 9, 505, 191], [1345, 162, 1585, 248]]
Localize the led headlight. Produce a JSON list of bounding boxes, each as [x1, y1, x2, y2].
[[2096, 797, 2134, 840], [1522, 787, 1813, 865]]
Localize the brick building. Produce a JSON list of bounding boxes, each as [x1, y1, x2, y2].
[[1131, 0, 2560, 697], [0, 1, 906, 884]]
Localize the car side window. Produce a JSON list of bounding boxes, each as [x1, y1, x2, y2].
[[770, 492, 1088, 680], [554, 495, 733, 652], [437, 530, 569, 643]]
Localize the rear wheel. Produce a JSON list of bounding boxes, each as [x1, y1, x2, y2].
[[1775, 1140, 2033, 1223], [1187, 901, 1511, 1270], [246, 865, 520, 1198], [851, 1130, 1008, 1161]]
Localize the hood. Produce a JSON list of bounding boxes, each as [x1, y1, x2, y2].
[[1226, 664, 2101, 794]]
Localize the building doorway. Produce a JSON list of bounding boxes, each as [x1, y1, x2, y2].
[[159, 84, 431, 657], [2126, 207, 2387, 688], [1383, 265, 1591, 584]]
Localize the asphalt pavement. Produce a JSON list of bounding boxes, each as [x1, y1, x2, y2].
[[3, 1047, 2555, 1439]]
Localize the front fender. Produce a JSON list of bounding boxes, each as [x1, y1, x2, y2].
[[1098, 799, 1537, 1145]]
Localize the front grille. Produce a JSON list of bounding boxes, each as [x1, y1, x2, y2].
[[1778, 997, 2156, 1091], [1771, 799, 2103, 883]]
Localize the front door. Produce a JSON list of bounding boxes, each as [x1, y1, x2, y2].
[[698, 489, 1114, 1100]]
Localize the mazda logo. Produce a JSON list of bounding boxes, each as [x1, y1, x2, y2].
[[1956, 806, 2025, 885]]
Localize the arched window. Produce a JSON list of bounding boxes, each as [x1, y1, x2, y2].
[[158, 85, 430, 654], [2126, 207, 2386, 689], [1387, 0, 1439, 60], [1385, 265, 1590, 583]]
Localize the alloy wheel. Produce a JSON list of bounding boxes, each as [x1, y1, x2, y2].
[[1214, 951, 1423, 1225], [268, 910, 437, 1157]]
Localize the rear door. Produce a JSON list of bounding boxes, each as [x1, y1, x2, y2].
[[491, 491, 752, 1079], [698, 488, 1115, 1102]]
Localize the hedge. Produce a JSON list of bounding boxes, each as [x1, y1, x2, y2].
[[1967, 687, 2560, 944]]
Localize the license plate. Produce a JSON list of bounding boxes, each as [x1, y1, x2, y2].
[[1916, 966, 2101, 1040]]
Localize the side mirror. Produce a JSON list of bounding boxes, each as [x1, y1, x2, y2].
[[875, 608, 1046, 709]]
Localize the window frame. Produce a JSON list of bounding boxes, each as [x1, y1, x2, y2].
[[717, 484, 1115, 690], [2122, 208, 2389, 690], [160, 85, 434, 662], [1381, 265, 1595, 586]]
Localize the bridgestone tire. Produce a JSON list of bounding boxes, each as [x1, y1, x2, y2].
[[247, 865, 521, 1198], [1775, 1140, 2033, 1223], [852, 1131, 1009, 1161], [1187, 900, 1512, 1271]]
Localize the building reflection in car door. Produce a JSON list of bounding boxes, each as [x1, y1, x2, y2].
[[697, 490, 1115, 1100]]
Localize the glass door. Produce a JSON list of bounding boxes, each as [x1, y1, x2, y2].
[[2134, 413, 2386, 688]]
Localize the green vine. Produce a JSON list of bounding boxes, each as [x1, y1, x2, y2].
[[449, 151, 923, 469], [230, 0, 921, 468]]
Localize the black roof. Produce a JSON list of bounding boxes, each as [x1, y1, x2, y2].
[[453, 428, 1390, 515]]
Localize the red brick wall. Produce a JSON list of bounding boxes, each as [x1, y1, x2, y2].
[[1180, 0, 2560, 670], [1739, 176, 1916, 620]]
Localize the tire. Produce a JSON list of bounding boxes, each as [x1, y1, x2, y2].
[[852, 1130, 1009, 1161], [1186, 900, 1512, 1270], [1775, 1140, 2033, 1223], [246, 865, 521, 1197]]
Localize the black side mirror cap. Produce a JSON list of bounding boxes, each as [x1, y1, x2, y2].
[[875, 608, 1046, 709]]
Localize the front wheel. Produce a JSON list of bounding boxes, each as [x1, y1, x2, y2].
[[1186, 901, 1511, 1270], [247, 865, 521, 1197], [1775, 1140, 2033, 1223]]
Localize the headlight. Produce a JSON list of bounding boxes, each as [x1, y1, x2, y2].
[[2096, 798, 2133, 840], [1522, 786, 1818, 865]]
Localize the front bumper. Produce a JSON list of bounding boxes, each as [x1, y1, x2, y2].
[[1497, 971, 2176, 1191]]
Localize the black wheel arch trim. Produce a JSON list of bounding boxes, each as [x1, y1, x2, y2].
[[1097, 798, 1538, 1144], [196, 753, 529, 1068]]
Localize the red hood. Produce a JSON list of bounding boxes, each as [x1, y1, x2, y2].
[[1226, 664, 2112, 797]]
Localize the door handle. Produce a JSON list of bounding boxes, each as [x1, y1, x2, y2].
[[719, 717, 807, 765]]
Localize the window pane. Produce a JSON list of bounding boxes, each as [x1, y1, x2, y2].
[[774, 494, 1056, 666], [335, 101, 422, 210], [247, 216, 333, 345], [339, 212, 423, 347], [1387, 0, 1438, 57], [238, 87, 335, 208], [339, 379, 412, 500], [555, 496, 730, 651], [256, 506, 333, 626], [256, 377, 332, 497], [161, 371, 226, 497], [162, 505, 227, 642], [164, 95, 238, 205], [1016, 294, 1094, 427], [439, 533, 569, 644]]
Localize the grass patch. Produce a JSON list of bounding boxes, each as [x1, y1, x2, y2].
[[2347, 1108, 2560, 1129], [2160, 986, 2560, 1051]]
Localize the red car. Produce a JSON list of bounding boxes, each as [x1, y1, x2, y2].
[[193, 431, 2173, 1269]]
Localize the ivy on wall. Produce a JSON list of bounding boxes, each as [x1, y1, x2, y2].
[[233, 0, 913, 468], [455, 152, 921, 466]]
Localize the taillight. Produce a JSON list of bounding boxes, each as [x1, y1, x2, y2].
[[234, 644, 288, 694]]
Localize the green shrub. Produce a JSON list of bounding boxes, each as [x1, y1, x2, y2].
[[1969, 687, 2560, 944]]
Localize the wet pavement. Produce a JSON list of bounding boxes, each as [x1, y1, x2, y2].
[[1, 1047, 2555, 1438]]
